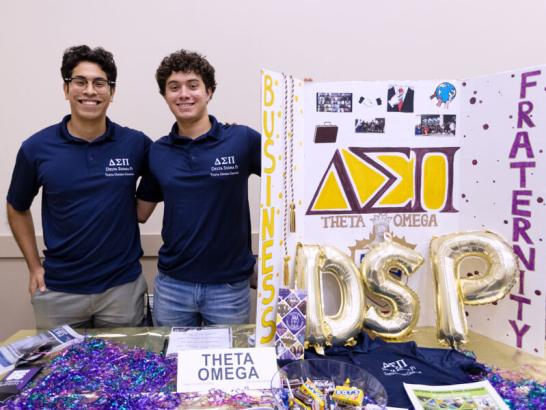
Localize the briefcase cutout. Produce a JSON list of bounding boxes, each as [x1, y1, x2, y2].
[[314, 122, 338, 143]]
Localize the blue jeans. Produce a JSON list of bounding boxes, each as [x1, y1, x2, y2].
[[152, 272, 251, 327]]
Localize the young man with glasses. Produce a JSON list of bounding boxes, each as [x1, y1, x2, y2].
[[136, 49, 261, 327], [6, 45, 151, 329]]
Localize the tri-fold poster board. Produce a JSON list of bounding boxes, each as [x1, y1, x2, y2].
[[256, 66, 545, 356]]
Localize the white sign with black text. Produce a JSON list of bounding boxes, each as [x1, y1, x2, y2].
[[177, 347, 279, 392]]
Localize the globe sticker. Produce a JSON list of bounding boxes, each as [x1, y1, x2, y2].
[[430, 82, 457, 108]]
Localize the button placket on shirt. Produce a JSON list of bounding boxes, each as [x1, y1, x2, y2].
[[86, 140, 103, 176], [188, 141, 197, 170]]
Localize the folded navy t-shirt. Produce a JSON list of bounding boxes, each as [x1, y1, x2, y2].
[[304, 332, 485, 409]]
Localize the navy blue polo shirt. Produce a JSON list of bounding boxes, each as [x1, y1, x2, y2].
[[137, 115, 261, 284], [305, 332, 485, 408], [7, 115, 151, 294]]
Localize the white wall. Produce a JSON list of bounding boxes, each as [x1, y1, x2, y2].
[[1, 0, 545, 236]]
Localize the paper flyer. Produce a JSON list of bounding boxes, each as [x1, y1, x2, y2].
[[404, 380, 509, 410], [0, 325, 82, 374], [165, 327, 232, 356]]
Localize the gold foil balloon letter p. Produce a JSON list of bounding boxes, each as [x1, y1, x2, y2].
[[430, 231, 518, 348]]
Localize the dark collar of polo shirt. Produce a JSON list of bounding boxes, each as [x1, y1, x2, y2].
[[60, 114, 116, 144], [168, 115, 222, 145]]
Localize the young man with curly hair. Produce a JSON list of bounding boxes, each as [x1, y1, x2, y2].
[[137, 50, 261, 327], [7, 45, 151, 329]]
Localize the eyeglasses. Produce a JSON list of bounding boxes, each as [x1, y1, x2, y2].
[[64, 76, 115, 93]]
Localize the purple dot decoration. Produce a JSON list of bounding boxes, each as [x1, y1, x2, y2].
[[483, 124, 489, 130], [470, 97, 477, 104], [472, 159, 478, 165], [537, 197, 544, 203], [535, 290, 542, 296]]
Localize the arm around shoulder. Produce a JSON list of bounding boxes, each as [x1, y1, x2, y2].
[[136, 199, 157, 223]]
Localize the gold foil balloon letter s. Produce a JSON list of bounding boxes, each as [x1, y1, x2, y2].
[[361, 239, 423, 340], [295, 244, 366, 347], [430, 231, 518, 348]]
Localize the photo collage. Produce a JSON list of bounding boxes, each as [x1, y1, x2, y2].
[[312, 81, 458, 144]]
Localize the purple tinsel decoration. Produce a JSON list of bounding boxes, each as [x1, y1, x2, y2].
[[3, 338, 274, 409], [470, 364, 546, 410]]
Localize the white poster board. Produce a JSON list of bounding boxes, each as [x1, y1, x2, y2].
[[256, 67, 545, 357]]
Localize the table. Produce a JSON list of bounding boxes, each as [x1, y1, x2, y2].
[[3, 326, 544, 381]]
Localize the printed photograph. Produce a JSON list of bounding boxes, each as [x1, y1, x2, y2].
[[415, 114, 456, 136], [387, 84, 415, 113], [314, 122, 338, 143], [355, 118, 385, 133], [358, 96, 383, 107], [316, 92, 353, 112]]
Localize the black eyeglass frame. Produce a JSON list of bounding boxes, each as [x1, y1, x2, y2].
[[63, 76, 116, 88]]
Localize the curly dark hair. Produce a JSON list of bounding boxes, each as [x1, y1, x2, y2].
[[60, 45, 117, 87], [156, 50, 217, 96]]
